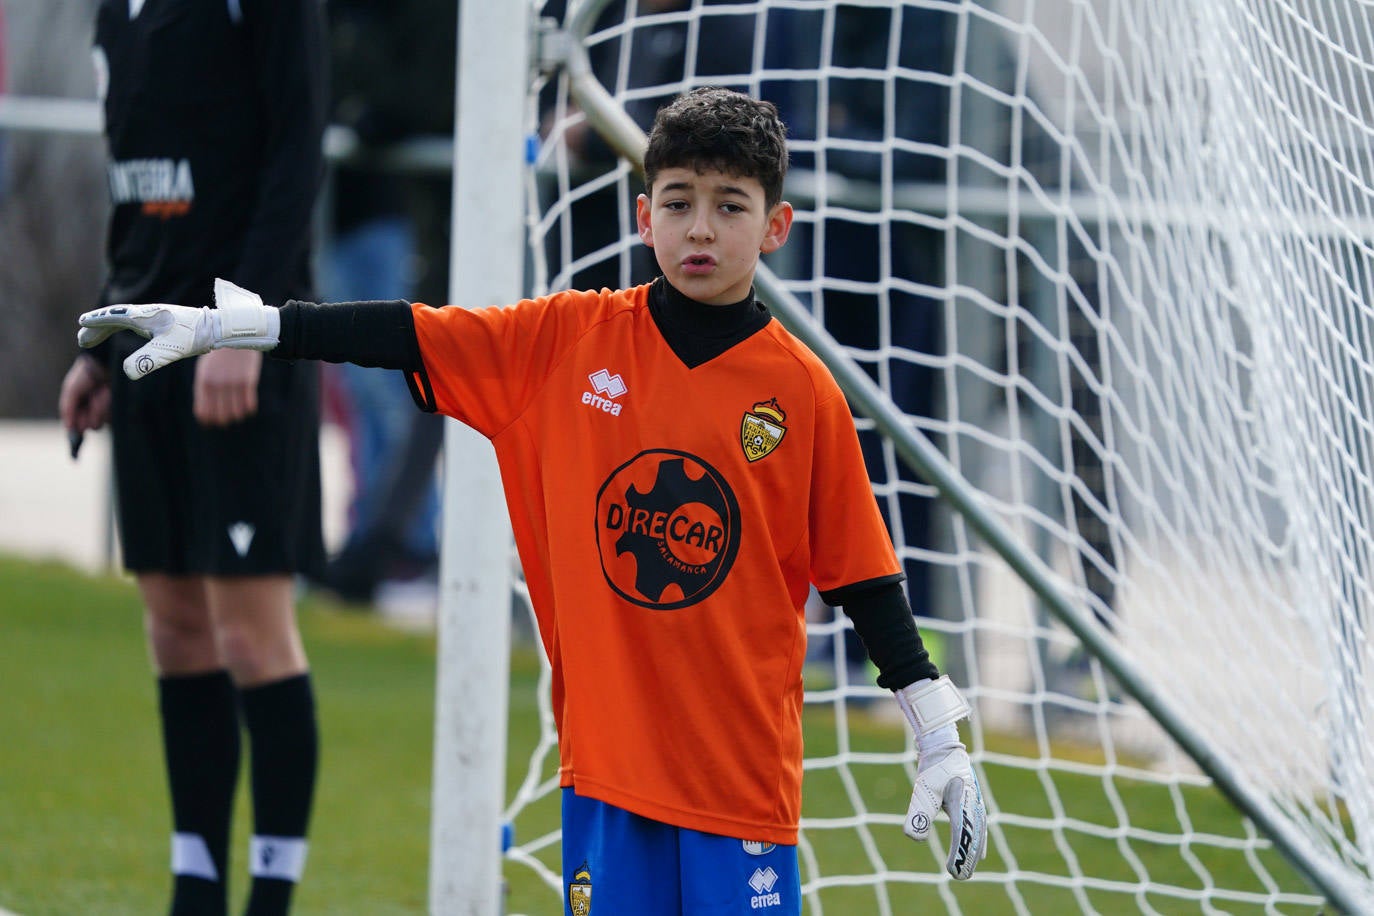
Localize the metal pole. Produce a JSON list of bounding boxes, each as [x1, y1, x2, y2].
[[429, 1, 527, 912]]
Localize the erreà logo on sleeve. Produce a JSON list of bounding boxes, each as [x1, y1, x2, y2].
[[107, 158, 195, 219]]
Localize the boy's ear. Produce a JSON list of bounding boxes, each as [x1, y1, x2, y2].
[[636, 193, 654, 247], [760, 201, 794, 254]]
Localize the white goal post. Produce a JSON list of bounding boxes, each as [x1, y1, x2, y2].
[[440, 0, 1374, 913], [430, 4, 524, 915]]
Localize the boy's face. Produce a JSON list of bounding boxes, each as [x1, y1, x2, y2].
[[636, 167, 792, 305]]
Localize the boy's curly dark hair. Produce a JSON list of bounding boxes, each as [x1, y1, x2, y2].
[[643, 87, 789, 208]]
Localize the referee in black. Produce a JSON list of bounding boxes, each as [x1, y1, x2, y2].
[[58, 2, 328, 914]]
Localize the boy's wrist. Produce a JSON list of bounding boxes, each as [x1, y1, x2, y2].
[[894, 675, 971, 736], [211, 278, 280, 350]]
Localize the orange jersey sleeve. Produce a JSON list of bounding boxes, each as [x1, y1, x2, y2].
[[408, 283, 902, 845], [808, 382, 903, 591]]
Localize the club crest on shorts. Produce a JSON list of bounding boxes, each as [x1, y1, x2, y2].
[[741, 398, 787, 462], [742, 839, 777, 856], [568, 860, 593, 916]]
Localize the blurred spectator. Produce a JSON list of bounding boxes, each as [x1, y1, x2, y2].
[[774, 7, 1119, 692], [313, 0, 457, 607], [768, 5, 956, 686], [538, 0, 756, 292]]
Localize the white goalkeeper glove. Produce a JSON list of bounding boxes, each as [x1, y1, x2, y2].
[[78, 278, 280, 380], [895, 675, 988, 880]]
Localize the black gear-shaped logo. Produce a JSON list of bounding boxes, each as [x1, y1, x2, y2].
[[595, 450, 741, 609]]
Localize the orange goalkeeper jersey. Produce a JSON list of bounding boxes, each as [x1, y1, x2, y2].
[[410, 280, 901, 844]]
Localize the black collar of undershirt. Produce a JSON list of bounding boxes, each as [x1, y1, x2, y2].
[[647, 277, 772, 368]]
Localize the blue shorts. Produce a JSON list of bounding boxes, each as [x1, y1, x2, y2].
[[561, 789, 800, 915]]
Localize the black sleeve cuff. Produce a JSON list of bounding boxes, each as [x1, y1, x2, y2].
[[817, 573, 905, 608], [838, 580, 940, 690], [273, 299, 424, 371]]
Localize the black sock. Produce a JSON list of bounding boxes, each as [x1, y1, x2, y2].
[[159, 670, 241, 916], [239, 673, 319, 916]]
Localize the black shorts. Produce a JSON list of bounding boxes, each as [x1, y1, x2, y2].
[[108, 336, 325, 577]]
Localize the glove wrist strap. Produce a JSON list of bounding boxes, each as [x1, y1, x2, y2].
[[895, 675, 971, 736], [211, 278, 279, 348]]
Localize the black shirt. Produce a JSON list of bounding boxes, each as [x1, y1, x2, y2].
[[93, 0, 327, 310]]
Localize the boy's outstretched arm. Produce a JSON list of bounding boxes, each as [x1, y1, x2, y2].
[[78, 279, 283, 379], [832, 582, 989, 880], [78, 278, 421, 379]]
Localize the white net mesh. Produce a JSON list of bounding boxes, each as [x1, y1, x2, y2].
[[506, 0, 1374, 911]]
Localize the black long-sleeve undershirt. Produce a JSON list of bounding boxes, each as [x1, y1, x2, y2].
[[823, 580, 940, 690], [274, 298, 422, 370], [273, 296, 938, 690]]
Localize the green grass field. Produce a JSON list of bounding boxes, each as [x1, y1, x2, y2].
[[0, 556, 1325, 914]]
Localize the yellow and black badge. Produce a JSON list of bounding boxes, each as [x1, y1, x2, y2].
[[741, 398, 787, 462], [568, 861, 593, 916]]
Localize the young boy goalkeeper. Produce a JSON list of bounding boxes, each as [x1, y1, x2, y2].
[[79, 87, 988, 913]]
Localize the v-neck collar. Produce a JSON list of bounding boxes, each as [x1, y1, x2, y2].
[[646, 278, 772, 369]]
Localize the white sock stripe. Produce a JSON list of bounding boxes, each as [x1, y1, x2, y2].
[[249, 836, 309, 882], [171, 832, 219, 881]]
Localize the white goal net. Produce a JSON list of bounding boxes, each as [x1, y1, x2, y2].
[[492, 0, 1374, 912]]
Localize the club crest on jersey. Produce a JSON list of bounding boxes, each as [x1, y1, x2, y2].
[[568, 861, 592, 916], [741, 398, 787, 462]]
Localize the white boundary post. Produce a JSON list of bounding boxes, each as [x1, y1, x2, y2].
[[429, 1, 528, 913]]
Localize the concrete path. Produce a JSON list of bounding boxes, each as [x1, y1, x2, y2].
[[0, 419, 353, 572]]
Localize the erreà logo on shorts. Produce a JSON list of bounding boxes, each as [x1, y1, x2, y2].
[[582, 368, 626, 416], [748, 866, 782, 909]]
